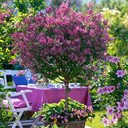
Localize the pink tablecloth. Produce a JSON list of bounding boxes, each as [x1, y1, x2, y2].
[[17, 86, 92, 112]]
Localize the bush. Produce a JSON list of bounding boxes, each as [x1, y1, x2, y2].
[[0, 84, 13, 127], [33, 98, 95, 125]]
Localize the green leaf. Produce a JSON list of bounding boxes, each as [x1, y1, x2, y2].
[[52, 124, 58, 128]]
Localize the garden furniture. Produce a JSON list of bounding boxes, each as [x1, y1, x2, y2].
[[0, 78, 4, 85], [0, 70, 23, 89], [17, 85, 92, 128], [2, 90, 32, 128], [17, 85, 92, 112], [12, 76, 35, 86]]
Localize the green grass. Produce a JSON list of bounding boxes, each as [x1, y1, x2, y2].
[[86, 110, 105, 128], [8, 81, 13, 86], [86, 110, 128, 128]]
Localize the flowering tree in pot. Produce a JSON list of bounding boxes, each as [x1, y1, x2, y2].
[[11, 1, 113, 115]]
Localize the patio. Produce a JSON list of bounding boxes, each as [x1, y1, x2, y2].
[[0, 0, 128, 128]]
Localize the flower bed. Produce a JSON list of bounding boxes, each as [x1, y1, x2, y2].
[[33, 98, 94, 127]]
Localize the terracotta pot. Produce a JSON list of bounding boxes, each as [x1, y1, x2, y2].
[[43, 120, 86, 128]]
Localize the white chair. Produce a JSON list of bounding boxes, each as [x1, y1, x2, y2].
[[3, 90, 32, 128], [0, 70, 24, 89], [0, 78, 5, 85]]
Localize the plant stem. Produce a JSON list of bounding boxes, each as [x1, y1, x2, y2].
[[64, 80, 68, 109], [121, 112, 123, 127]]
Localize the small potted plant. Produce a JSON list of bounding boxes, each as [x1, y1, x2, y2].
[[33, 98, 94, 128]]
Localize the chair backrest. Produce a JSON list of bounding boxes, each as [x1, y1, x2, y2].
[[0, 70, 35, 89], [6, 90, 32, 111], [0, 78, 4, 85], [0, 70, 20, 89], [12, 76, 35, 86]]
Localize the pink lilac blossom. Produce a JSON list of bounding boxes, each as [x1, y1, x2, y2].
[[116, 70, 126, 78], [103, 20, 108, 25], [16, 70, 25, 76], [9, 58, 18, 65], [2, 3, 7, 8], [10, 2, 113, 77], [106, 106, 115, 115], [88, 2, 93, 8], [45, 7, 52, 14], [31, 74, 38, 82], [0, 9, 12, 23]]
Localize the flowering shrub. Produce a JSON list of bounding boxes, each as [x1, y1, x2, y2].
[[13, 0, 46, 13], [11, 2, 113, 108], [31, 74, 38, 83], [96, 56, 128, 127], [33, 98, 94, 125], [16, 70, 25, 76], [0, 2, 15, 69], [0, 84, 13, 127], [31, 73, 47, 87], [103, 8, 128, 59]]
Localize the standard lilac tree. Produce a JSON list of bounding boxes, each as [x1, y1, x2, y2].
[[11, 2, 113, 108]]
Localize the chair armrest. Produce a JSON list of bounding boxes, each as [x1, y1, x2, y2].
[[6, 90, 32, 110], [9, 90, 32, 97]]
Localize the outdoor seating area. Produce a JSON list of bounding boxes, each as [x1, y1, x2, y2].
[[1, 76, 92, 128], [0, 0, 128, 128], [3, 90, 32, 128]]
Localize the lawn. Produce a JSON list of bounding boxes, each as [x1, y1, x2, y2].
[[86, 110, 128, 128]]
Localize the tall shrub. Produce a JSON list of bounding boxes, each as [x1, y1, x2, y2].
[[11, 2, 113, 108], [0, 2, 15, 69], [0, 84, 13, 127], [96, 57, 128, 127], [103, 8, 128, 59]]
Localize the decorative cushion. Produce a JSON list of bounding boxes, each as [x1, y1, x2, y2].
[[2, 98, 32, 109], [12, 76, 35, 86]]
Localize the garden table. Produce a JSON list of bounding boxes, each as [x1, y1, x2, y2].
[[17, 85, 92, 112]]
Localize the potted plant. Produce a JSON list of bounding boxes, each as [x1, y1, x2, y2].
[[11, 1, 113, 127], [33, 98, 94, 128]]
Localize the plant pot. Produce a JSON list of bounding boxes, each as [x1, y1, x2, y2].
[[43, 120, 86, 128]]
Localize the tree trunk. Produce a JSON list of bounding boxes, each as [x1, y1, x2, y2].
[[64, 80, 69, 109]]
